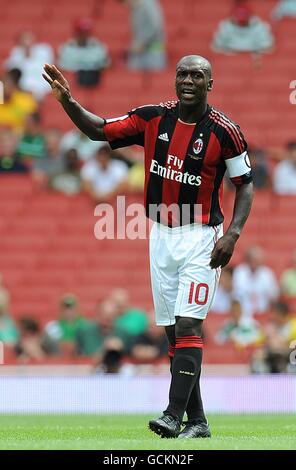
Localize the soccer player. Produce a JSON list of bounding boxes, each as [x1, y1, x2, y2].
[[43, 56, 253, 439]]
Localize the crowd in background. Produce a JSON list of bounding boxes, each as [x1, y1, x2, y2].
[[1, 0, 296, 199], [0, 284, 169, 373], [212, 246, 296, 373], [0, 0, 296, 373], [1, 250, 296, 374]]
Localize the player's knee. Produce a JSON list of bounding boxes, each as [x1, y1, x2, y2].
[[175, 317, 203, 337]]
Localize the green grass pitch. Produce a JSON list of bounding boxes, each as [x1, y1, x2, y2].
[[0, 414, 295, 450]]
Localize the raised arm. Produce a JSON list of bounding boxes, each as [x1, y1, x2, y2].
[[43, 64, 106, 141]]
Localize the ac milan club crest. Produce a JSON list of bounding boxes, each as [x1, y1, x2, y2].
[[193, 138, 203, 155]]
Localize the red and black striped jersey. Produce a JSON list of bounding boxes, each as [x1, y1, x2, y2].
[[104, 102, 252, 226]]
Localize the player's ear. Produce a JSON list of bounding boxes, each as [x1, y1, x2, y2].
[[207, 79, 213, 92]]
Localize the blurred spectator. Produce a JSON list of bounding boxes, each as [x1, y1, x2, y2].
[[60, 129, 104, 162], [49, 148, 82, 195], [121, 0, 166, 70], [251, 301, 296, 373], [280, 249, 296, 297], [14, 317, 46, 363], [0, 291, 19, 347], [16, 112, 46, 166], [127, 161, 145, 193], [58, 18, 109, 87], [44, 294, 87, 355], [130, 314, 168, 362], [0, 129, 27, 173], [233, 246, 279, 317], [75, 299, 128, 356], [94, 337, 126, 374], [215, 299, 263, 348], [211, 266, 234, 314], [109, 147, 145, 193], [212, 1, 274, 54], [81, 145, 129, 202], [5, 30, 54, 101], [0, 69, 38, 133], [111, 288, 148, 336], [33, 128, 65, 185], [100, 339, 125, 373], [248, 147, 270, 189], [272, 0, 296, 19], [273, 141, 296, 194]]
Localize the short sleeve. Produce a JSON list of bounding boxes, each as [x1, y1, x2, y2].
[[103, 105, 160, 150], [222, 125, 252, 185]]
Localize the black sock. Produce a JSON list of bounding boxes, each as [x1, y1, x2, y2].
[[185, 367, 206, 423], [169, 346, 206, 423], [165, 336, 203, 421]]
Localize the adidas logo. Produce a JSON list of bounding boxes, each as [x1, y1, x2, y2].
[[158, 133, 169, 142]]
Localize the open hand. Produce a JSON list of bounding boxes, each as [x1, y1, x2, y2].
[[42, 64, 71, 103]]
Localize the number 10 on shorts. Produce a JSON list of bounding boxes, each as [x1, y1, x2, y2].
[[188, 282, 209, 305]]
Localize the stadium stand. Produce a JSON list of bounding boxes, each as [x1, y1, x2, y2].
[[0, 0, 295, 365], [0, 0, 295, 145], [0, 176, 294, 364]]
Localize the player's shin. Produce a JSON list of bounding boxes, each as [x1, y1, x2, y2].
[[165, 336, 203, 420], [168, 342, 205, 423], [185, 363, 206, 423]]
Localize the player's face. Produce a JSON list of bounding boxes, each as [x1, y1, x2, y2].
[[175, 63, 212, 106]]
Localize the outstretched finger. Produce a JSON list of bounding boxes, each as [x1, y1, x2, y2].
[[42, 73, 53, 86], [52, 64, 65, 79], [44, 64, 62, 82], [43, 63, 55, 76]]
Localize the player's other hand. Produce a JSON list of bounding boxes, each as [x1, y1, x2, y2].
[[210, 234, 236, 269], [42, 64, 71, 103]]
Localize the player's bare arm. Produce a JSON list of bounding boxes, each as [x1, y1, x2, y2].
[[42, 64, 106, 141], [210, 182, 254, 269]]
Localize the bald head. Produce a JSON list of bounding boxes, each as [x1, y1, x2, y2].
[[175, 55, 213, 109], [176, 55, 212, 79]]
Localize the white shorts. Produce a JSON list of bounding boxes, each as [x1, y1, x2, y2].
[[149, 223, 223, 326]]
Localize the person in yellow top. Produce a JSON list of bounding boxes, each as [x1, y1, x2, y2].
[[0, 69, 37, 133], [251, 301, 296, 373]]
